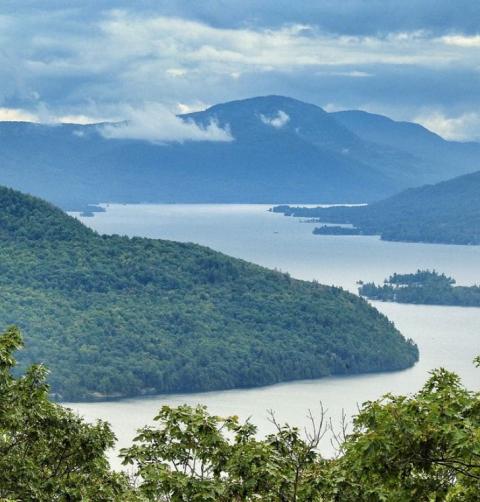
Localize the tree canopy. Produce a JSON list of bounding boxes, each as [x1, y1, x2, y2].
[[0, 326, 134, 501], [2, 328, 478, 501], [0, 186, 417, 400]]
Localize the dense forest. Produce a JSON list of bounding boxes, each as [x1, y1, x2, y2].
[[272, 169, 480, 245], [2, 327, 479, 501], [359, 270, 480, 307], [0, 186, 417, 400]]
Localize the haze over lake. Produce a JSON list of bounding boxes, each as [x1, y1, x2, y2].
[[69, 204, 480, 466]]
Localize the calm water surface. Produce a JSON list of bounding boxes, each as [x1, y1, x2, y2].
[[68, 204, 480, 466]]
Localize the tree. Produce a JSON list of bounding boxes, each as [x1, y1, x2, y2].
[[323, 365, 480, 501], [121, 405, 327, 501], [0, 326, 135, 501], [3, 325, 480, 501], [123, 364, 480, 501]]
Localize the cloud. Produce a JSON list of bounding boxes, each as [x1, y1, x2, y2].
[[442, 34, 480, 47], [325, 70, 373, 78], [2, 4, 480, 140], [0, 107, 38, 122], [7, 1, 479, 36], [176, 101, 209, 114], [99, 103, 233, 143], [57, 114, 110, 124], [260, 110, 290, 128], [77, 14, 470, 74], [413, 110, 480, 141], [166, 68, 188, 77], [0, 107, 105, 124], [4, 10, 474, 107]]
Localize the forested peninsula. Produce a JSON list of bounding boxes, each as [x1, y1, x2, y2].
[[359, 270, 480, 307], [272, 169, 480, 245], [0, 186, 417, 401]]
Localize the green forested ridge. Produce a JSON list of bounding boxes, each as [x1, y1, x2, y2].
[[1, 328, 479, 501], [272, 169, 480, 245], [0, 186, 417, 400], [359, 270, 480, 307]]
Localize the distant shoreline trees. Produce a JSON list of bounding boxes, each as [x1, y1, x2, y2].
[[359, 270, 480, 307]]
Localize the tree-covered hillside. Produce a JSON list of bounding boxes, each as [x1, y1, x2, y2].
[[0, 186, 418, 400], [273, 170, 480, 245]]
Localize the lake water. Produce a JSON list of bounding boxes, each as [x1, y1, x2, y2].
[[68, 204, 480, 467]]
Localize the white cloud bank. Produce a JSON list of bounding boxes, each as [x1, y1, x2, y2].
[[260, 110, 290, 128], [442, 34, 480, 47], [0, 107, 109, 125], [100, 104, 233, 143], [0, 107, 38, 122], [414, 110, 480, 141]]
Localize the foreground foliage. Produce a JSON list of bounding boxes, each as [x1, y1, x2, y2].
[[0, 327, 133, 501], [359, 270, 480, 307], [123, 366, 480, 501], [0, 186, 417, 400], [2, 328, 478, 500]]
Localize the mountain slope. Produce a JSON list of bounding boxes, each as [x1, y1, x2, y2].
[[333, 110, 480, 182], [184, 96, 435, 188], [0, 97, 396, 207], [0, 186, 418, 400], [2, 96, 479, 209], [273, 170, 480, 245]]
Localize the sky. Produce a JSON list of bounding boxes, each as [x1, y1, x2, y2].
[[1, 0, 480, 140]]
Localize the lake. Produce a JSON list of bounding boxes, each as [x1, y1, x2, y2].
[[68, 204, 480, 467]]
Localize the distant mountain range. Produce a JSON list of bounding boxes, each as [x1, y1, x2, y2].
[[273, 169, 480, 245], [1, 95, 480, 208]]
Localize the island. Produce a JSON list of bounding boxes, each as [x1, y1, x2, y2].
[[359, 270, 480, 307]]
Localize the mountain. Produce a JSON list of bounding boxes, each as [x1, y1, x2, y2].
[[333, 110, 480, 183], [0, 186, 418, 400], [272, 169, 480, 245], [1, 95, 479, 209]]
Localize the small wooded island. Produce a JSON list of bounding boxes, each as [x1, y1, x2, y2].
[[359, 270, 480, 307]]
